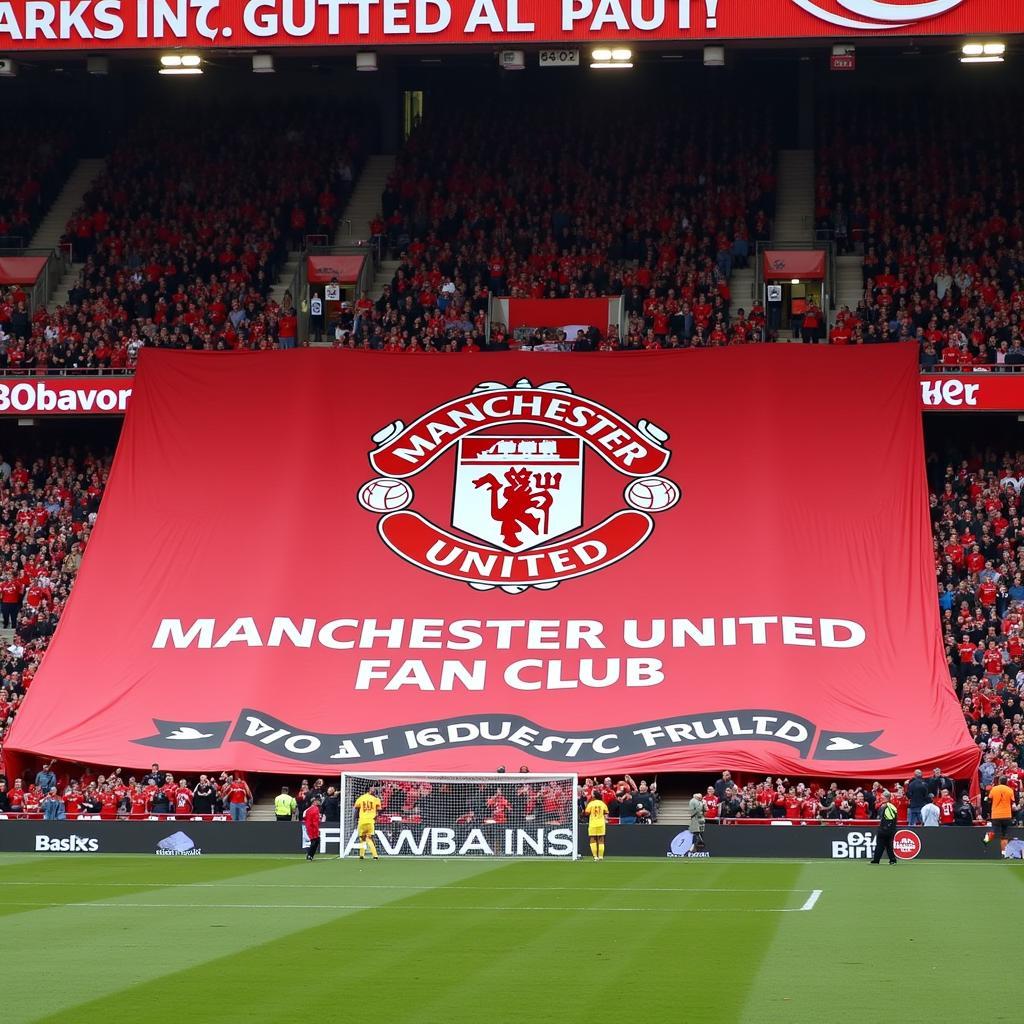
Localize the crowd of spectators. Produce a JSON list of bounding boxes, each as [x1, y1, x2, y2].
[[697, 768, 999, 826], [344, 94, 775, 354], [933, 447, 1024, 797], [0, 447, 111, 765], [579, 775, 659, 824], [816, 93, 1024, 365], [0, 105, 365, 371], [0, 761, 252, 820], [0, 123, 78, 248]]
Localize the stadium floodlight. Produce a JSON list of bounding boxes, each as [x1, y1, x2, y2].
[[590, 46, 632, 69], [338, 772, 580, 859], [961, 42, 1005, 63], [704, 45, 725, 67], [159, 54, 203, 74]]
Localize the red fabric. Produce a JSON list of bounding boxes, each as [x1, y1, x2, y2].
[[5, 346, 979, 782]]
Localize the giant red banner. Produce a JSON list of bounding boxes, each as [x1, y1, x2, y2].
[[0, 0, 1017, 51], [6, 346, 979, 781]]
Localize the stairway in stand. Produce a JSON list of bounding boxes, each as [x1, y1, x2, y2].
[[32, 158, 107, 307], [728, 267, 756, 322], [335, 154, 395, 248], [774, 149, 815, 247], [335, 154, 398, 301], [833, 254, 865, 318]]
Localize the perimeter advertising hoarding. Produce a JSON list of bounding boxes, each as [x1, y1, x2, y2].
[[0, 821, 1006, 859], [0, 373, 1014, 416], [4, 346, 979, 784], [0, 1, 1019, 51]]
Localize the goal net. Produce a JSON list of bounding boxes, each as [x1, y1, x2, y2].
[[339, 772, 579, 859]]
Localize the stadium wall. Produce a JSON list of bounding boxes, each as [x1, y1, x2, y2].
[[0, 821, 1009, 859]]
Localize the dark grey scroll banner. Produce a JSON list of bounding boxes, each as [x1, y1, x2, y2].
[[134, 708, 893, 764]]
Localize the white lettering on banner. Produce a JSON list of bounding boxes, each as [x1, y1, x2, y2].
[[0, 0, 986, 46], [152, 614, 867, 692], [0, 381, 132, 414], [153, 616, 866, 652], [920, 378, 980, 408]]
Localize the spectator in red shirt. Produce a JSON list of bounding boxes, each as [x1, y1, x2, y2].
[[304, 796, 323, 860]]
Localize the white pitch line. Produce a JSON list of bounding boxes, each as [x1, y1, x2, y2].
[[0, 901, 814, 914], [800, 889, 822, 912], [0, 881, 817, 894]]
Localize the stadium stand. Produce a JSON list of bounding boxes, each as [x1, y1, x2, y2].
[[344, 94, 775, 353], [816, 92, 1024, 364], [0, 124, 78, 250], [7, 105, 366, 368]]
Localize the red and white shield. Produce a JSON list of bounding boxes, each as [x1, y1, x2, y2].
[[452, 435, 583, 552]]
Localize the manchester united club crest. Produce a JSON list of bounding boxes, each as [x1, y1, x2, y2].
[[358, 379, 680, 593]]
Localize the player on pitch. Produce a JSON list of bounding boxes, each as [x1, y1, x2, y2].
[[354, 785, 382, 860], [584, 789, 610, 860]]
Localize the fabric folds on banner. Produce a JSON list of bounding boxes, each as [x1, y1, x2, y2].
[[5, 347, 979, 781]]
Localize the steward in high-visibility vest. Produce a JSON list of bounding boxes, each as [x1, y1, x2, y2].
[[871, 794, 900, 865], [275, 787, 298, 822]]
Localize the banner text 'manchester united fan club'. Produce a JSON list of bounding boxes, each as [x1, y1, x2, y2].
[[0, 0, 1019, 50], [5, 346, 979, 780]]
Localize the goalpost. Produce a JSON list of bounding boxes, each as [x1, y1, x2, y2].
[[339, 771, 580, 859]]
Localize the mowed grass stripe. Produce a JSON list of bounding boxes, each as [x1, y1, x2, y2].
[[0, 857, 508, 1024], [0, 854, 311, 920], [740, 861, 1024, 1024], [28, 860, 805, 1024]]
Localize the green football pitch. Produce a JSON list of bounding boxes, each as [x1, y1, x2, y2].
[[0, 853, 1018, 1024]]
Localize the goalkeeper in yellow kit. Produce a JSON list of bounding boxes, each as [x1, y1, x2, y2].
[[584, 792, 610, 860], [353, 787, 382, 860]]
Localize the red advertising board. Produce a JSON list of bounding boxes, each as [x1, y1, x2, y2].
[[505, 298, 613, 331], [306, 254, 365, 285], [0, 371, 1018, 417], [919, 373, 1024, 411], [0, 378, 132, 415], [0, 258, 47, 286], [0, 0, 1018, 51], [5, 346, 979, 782], [762, 251, 827, 281]]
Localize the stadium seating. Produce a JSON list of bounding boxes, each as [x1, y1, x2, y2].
[[355, 94, 775, 352], [0, 124, 78, 249], [816, 93, 1024, 364], [11, 105, 365, 368], [0, 450, 109, 766]]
